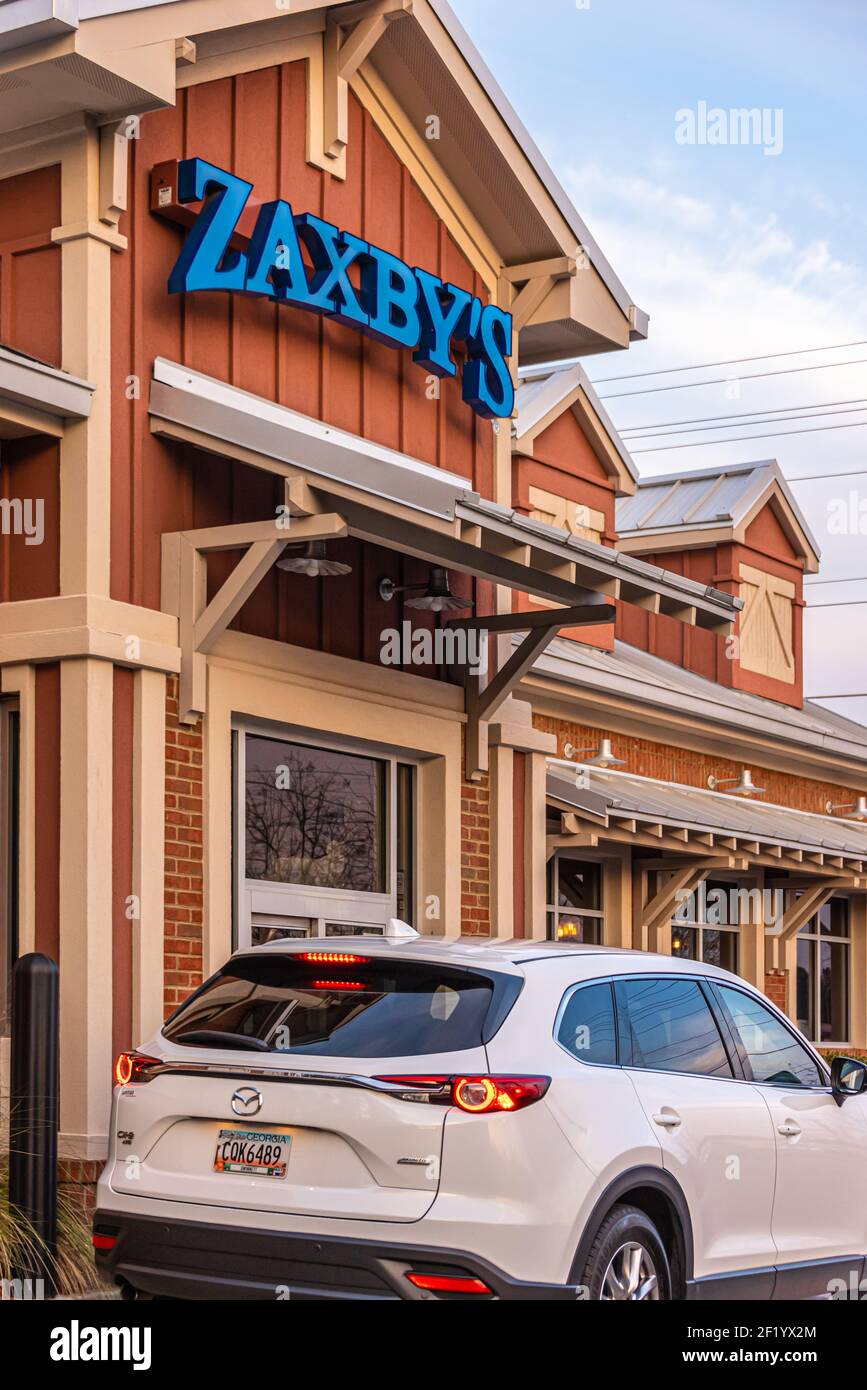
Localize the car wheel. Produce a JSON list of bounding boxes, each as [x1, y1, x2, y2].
[[580, 1203, 671, 1301]]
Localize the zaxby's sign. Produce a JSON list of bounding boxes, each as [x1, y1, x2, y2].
[[167, 158, 515, 420]]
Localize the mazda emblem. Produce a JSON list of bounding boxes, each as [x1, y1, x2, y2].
[[231, 1086, 263, 1117]]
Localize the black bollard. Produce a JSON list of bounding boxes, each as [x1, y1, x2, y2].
[[8, 952, 59, 1296]]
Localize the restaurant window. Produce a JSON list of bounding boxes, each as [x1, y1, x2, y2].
[[234, 727, 416, 947], [547, 856, 603, 944], [797, 897, 849, 1045], [0, 702, 19, 1036], [671, 878, 740, 973]]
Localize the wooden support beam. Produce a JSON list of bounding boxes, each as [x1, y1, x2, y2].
[[449, 601, 615, 635], [503, 256, 578, 283], [767, 883, 840, 941], [175, 513, 347, 722], [324, 2, 412, 158], [511, 275, 556, 331], [642, 864, 710, 942]]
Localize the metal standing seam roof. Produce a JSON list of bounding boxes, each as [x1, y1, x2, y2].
[[615, 460, 821, 560], [547, 766, 867, 860], [530, 635, 867, 769]]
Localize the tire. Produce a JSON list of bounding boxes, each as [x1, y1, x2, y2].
[[579, 1203, 672, 1301]]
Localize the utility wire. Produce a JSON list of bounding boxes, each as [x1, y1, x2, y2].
[[590, 339, 867, 385], [599, 357, 867, 401], [789, 467, 867, 482], [805, 575, 867, 586], [619, 397, 867, 436], [623, 403, 867, 442], [806, 599, 867, 609], [631, 418, 867, 453]]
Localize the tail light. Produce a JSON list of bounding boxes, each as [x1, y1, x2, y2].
[[92, 1233, 117, 1252], [299, 952, 371, 965], [376, 1074, 550, 1112], [114, 1052, 161, 1086]]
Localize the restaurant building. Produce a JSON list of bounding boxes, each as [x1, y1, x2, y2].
[[0, 0, 865, 1181]]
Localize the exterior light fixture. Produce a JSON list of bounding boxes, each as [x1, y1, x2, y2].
[[562, 738, 625, 768], [378, 567, 471, 614], [277, 541, 352, 577], [825, 796, 867, 821], [707, 770, 765, 797]]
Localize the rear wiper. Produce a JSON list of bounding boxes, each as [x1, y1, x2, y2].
[[178, 1030, 271, 1053]]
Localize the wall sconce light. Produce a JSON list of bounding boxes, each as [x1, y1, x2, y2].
[[277, 541, 352, 577], [378, 567, 471, 613], [563, 737, 625, 768], [825, 796, 867, 821], [707, 769, 765, 797]]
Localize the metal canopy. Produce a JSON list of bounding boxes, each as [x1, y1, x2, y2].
[[0, 344, 95, 439], [547, 764, 867, 879], [149, 359, 742, 629]]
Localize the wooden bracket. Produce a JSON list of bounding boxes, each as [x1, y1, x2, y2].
[[324, 1, 413, 160], [765, 882, 845, 942], [461, 601, 615, 781], [641, 864, 711, 950], [167, 511, 347, 724]]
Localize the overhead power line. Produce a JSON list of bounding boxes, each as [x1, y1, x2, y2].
[[631, 418, 867, 453], [805, 575, 867, 586], [589, 339, 867, 385], [790, 468, 867, 482], [619, 397, 867, 436], [624, 403, 867, 443], [599, 357, 867, 401]]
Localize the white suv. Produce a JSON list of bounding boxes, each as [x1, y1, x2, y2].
[[94, 937, 867, 1301]]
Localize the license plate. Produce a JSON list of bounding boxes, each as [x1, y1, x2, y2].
[[213, 1128, 291, 1179]]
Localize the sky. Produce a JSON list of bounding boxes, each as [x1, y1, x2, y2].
[[452, 0, 867, 725]]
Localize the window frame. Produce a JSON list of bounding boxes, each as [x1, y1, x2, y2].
[[553, 978, 620, 1069], [546, 853, 605, 945], [708, 979, 830, 1091], [232, 719, 418, 949], [795, 896, 851, 1047]]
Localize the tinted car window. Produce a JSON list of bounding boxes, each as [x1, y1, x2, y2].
[[616, 977, 732, 1078], [557, 982, 617, 1066], [163, 955, 510, 1058], [717, 985, 824, 1088]]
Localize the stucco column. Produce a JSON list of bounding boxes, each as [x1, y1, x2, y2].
[[849, 895, 867, 1050], [132, 668, 166, 1045], [488, 698, 555, 941], [488, 742, 514, 939], [59, 657, 114, 1159]]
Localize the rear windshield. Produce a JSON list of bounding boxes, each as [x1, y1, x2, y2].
[[162, 955, 517, 1058]]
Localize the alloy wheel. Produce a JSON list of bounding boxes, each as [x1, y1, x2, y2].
[[601, 1241, 660, 1301]]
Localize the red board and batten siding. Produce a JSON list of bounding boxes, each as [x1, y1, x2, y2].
[[111, 63, 495, 623]]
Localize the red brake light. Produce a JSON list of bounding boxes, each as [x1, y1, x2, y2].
[[92, 1233, 117, 1251], [406, 1272, 491, 1295], [114, 1052, 160, 1086], [299, 952, 371, 965], [309, 979, 366, 990], [452, 1076, 550, 1113], [375, 1075, 550, 1111]]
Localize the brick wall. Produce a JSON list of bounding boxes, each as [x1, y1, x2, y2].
[[164, 676, 204, 1016], [461, 749, 491, 935], [765, 969, 787, 1012], [536, 714, 856, 816]]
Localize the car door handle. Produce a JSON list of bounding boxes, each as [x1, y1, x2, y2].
[[778, 1121, 802, 1138], [652, 1111, 682, 1129]]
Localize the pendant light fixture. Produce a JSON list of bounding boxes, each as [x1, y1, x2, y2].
[[277, 540, 352, 578]]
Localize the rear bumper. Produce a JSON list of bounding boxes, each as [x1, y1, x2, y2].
[[94, 1209, 577, 1301]]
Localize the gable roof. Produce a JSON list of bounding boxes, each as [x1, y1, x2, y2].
[[513, 363, 638, 494], [0, 0, 646, 365], [615, 460, 820, 571]]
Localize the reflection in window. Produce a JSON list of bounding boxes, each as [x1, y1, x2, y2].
[[671, 878, 740, 973], [245, 737, 386, 893], [616, 978, 732, 1078], [557, 982, 617, 1066], [797, 898, 849, 1044], [719, 985, 823, 1088]]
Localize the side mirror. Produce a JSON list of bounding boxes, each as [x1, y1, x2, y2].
[[831, 1056, 867, 1106]]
